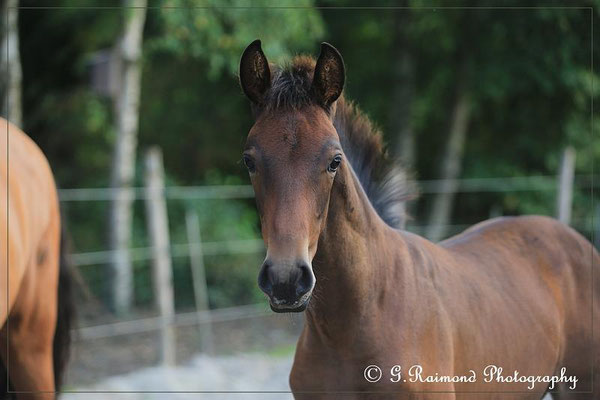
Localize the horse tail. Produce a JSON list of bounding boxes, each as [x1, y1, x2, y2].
[[53, 225, 75, 390]]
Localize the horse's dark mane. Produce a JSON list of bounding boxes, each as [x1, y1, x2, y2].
[[264, 56, 414, 229]]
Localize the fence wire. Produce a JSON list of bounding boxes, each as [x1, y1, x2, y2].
[[58, 175, 597, 202]]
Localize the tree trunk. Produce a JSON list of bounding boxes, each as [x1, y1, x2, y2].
[[389, 7, 415, 167], [109, 0, 147, 315], [1, 0, 22, 127], [425, 69, 472, 242]]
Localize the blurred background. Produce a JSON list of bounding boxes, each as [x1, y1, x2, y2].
[[1, 0, 598, 397]]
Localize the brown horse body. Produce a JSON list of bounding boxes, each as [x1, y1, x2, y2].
[[239, 41, 599, 399], [0, 118, 72, 399], [292, 158, 598, 399]]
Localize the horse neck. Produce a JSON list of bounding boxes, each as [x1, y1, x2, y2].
[[306, 160, 408, 345]]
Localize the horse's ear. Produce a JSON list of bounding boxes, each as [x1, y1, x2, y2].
[[239, 39, 271, 105], [312, 42, 345, 108]]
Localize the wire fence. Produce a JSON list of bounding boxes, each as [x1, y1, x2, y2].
[[75, 303, 270, 341], [61, 173, 597, 269], [69, 239, 264, 267], [59, 174, 596, 202]]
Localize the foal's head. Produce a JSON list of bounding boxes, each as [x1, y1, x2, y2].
[[240, 40, 345, 312]]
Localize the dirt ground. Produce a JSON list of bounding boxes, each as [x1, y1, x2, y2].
[[62, 352, 554, 400], [62, 353, 295, 400], [65, 310, 303, 387]]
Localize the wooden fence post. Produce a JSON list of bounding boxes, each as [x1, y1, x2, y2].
[[185, 209, 215, 354], [557, 146, 576, 225], [144, 147, 176, 366]]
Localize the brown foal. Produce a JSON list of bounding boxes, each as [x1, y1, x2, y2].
[[239, 41, 599, 399]]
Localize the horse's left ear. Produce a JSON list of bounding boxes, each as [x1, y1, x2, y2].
[[312, 42, 345, 108]]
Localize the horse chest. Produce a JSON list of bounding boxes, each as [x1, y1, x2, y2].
[[290, 328, 434, 395]]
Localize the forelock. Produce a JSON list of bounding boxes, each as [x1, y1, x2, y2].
[[263, 56, 317, 111]]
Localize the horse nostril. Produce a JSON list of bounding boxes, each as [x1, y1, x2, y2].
[[296, 263, 315, 297], [258, 261, 273, 296]]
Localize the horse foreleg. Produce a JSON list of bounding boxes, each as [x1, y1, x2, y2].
[[0, 253, 58, 400]]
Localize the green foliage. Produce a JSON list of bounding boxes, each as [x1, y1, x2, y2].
[[149, 0, 325, 78], [320, 3, 597, 236], [166, 170, 264, 309], [16, 2, 599, 313]]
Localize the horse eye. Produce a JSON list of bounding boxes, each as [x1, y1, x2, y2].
[[328, 155, 342, 173], [243, 155, 256, 173]]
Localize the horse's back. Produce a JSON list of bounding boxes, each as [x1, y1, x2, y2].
[[442, 215, 595, 268], [442, 215, 599, 324], [443, 214, 596, 280], [0, 118, 61, 325], [443, 215, 600, 395]]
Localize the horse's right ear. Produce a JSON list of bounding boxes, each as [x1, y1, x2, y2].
[[239, 40, 271, 105], [312, 42, 345, 109]]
